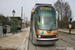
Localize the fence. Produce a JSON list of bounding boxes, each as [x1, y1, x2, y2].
[[0, 26, 3, 37]]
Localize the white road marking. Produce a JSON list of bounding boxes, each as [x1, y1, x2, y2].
[[20, 27, 29, 50], [21, 34, 28, 49], [21, 33, 28, 46], [25, 32, 29, 50]]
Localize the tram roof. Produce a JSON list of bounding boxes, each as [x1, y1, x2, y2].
[[32, 3, 55, 11], [36, 3, 52, 6], [10, 17, 22, 20]]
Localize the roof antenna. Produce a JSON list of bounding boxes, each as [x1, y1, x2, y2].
[[36, 0, 37, 3], [35, 0, 37, 5]]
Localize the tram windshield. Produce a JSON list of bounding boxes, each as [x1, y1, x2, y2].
[[36, 11, 57, 30]]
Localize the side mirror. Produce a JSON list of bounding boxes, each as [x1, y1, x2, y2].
[[31, 10, 35, 13], [56, 11, 58, 19]]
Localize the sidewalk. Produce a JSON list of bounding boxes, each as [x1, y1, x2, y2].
[[0, 27, 30, 50], [58, 29, 75, 35], [0, 33, 13, 38]]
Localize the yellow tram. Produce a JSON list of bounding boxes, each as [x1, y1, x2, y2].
[[29, 3, 59, 45]]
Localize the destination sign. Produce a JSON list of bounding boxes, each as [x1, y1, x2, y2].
[[40, 7, 52, 10], [35, 6, 55, 11]]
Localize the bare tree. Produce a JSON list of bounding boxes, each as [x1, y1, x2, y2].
[[0, 15, 10, 25], [63, 2, 72, 27], [54, 0, 72, 28], [54, 0, 62, 28]]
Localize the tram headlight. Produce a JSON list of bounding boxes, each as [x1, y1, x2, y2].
[[38, 35, 41, 38], [56, 34, 59, 37], [53, 33, 58, 37]]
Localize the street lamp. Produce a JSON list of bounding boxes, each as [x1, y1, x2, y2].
[[21, 7, 23, 29], [26, 17, 27, 28], [12, 10, 15, 34]]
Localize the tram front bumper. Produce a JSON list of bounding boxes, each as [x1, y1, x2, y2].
[[33, 38, 59, 45], [36, 38, 59, 41]]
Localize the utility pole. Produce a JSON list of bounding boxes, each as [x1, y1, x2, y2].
[[26, 17, 27, 28], [21, 7, 23, 29], [24, 14, 25, 28]]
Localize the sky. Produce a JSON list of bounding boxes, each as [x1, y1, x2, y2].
[[0, 0, 75, 21]]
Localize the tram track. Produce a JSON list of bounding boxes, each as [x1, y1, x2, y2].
[[59, 32, 75, 40], [27, 32, 58, 50], [28, 32, 75, 50], [35, 45, 58, 50], [59, 38, 75, 47], [28, 34, 75, 50], [35, 45, 37, 50], [28, 39, 59, 50], [58, 32, 75, 46]]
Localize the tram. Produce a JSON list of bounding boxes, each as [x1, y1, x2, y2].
[[29, 3, 59, 45]]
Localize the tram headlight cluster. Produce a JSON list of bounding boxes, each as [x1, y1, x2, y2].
[[38, 35, 41, 38], [56, 34, 59, 37], [37, 35, 58, 38], [37, 35, 44, 38]]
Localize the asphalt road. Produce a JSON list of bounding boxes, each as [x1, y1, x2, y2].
[[0, 27, 75, 50], [28, 32, 75, 50]]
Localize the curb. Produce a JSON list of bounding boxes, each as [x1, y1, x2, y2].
[[58, 31, 75, 35]]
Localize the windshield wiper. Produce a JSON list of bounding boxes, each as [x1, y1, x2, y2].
[[38, 16, 40, 22], [49, 21, 56, 31]]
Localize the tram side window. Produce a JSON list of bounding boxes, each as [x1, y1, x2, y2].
[[30, 14, 33, 32], [33, 14, 35, 27], [32, 13, 35, 27], [30, 13, 36, 32]]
